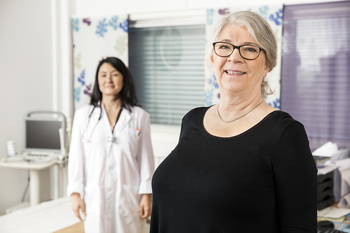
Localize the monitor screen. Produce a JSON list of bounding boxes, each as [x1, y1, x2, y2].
[[25, 119, 62, 152]]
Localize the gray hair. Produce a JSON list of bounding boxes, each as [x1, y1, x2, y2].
[[205, 11, 277, 97]]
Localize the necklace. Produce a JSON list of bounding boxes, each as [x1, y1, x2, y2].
[[216, 100, 264, 123]]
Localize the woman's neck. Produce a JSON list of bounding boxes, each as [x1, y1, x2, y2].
[[102, 95, 122, 112], [218, 90, 263, 119], [102, 96, 123, 127]]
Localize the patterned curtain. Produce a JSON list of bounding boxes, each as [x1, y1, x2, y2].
[[72, 15, 129, 110]]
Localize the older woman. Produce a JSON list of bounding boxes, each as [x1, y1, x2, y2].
[[150, 11, 317, 232]]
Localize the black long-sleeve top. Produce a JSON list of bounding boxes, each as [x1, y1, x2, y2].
[[150, 107, 317, 233]]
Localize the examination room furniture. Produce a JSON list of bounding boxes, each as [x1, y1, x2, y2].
[[317, 171, 335, 210], [0, 156, 68, 206]]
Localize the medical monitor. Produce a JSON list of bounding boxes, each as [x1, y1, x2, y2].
[[24, 112, 66, 153]]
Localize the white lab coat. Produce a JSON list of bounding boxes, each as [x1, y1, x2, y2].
[[67, 104, 154, 233]]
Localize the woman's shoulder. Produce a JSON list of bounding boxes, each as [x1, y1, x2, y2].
[[128, 105, 150, 118], [268, 110, 300, 126], [264, 110, 306, 137], [184, 106, 209, 118], [74, 104, 95, 118], [181, 106, 209, 125]]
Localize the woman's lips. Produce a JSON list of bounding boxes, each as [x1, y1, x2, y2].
[[225, 70, 246, 75]]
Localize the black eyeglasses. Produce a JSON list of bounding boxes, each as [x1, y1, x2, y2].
[[213, 42, 264, 60]]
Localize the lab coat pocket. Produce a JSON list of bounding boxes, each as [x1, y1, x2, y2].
[[119, 184, 141, 216], [121, 128, 140, 158]]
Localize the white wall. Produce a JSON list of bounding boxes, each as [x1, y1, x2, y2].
[[0, 0, 53, 215], [0, 0, 77, 215], [75, 0, 343, 16]]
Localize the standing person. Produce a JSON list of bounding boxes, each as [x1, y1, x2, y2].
[[68, 57, 154, 233], [150, 11, 317, 233]]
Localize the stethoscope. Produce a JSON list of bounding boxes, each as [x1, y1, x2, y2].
[[81, 104, 122, 144]]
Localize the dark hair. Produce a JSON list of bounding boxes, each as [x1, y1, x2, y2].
[[90, 57, 138, 112]]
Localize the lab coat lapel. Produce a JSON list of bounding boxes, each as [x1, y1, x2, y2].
[[100, 104, 113, 137], [99, 104, 114, 158], [113, 108, 131, 134], [100, 105, 131, 157], [89, 105, 104, 132], [99, 105, 131, 135]]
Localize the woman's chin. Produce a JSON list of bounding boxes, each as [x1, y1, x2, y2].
[[102, 92, 120, 97]]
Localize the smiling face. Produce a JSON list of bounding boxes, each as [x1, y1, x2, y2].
[[98, 62, 124, 98], [211, 23, 270, 98]]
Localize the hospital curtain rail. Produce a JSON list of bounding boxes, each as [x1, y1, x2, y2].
[[280, 1, 350, 151], [129, 25, 206, 126]]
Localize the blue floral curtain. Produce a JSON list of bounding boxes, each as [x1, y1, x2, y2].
[[72, 15, 129, 110]]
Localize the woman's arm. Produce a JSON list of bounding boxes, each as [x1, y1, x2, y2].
[[271, 122, 317, 232], [71, 192, 86, 221], [67, 109, 87, 218], [139, 193, 152, 219], [135, 112, 155, 194]]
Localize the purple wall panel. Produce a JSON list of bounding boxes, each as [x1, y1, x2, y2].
[[281, 1, 350, 150]]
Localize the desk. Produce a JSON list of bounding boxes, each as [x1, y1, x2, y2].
[[0, 158, 58, 206], [54, 221, 84, 233]]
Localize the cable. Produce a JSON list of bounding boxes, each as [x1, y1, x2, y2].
[[21, 171, 30, 203]]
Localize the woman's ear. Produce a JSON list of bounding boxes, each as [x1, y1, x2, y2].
[[210, 55, 214, 63], [263, 65, 270, 79]]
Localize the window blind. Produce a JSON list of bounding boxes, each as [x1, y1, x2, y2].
[[129, 25, 205, 125], [281, 1, 350, 151]]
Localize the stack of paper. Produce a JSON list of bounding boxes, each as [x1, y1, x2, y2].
[[313, 141, 339, 157], [318, 206, 350, 222]]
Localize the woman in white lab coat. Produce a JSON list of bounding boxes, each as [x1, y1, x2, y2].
[[67, 57, 155, 233]]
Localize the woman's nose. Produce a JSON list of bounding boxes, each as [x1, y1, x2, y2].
[[228, 48, 243, 62], [107, 74, 113, 82]]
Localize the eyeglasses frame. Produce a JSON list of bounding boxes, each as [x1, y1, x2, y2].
[[212, 42, 265, 61]]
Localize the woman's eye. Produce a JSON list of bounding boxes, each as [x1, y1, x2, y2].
[[219, 45, 230, 50], [244, 46, 258, 53]]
